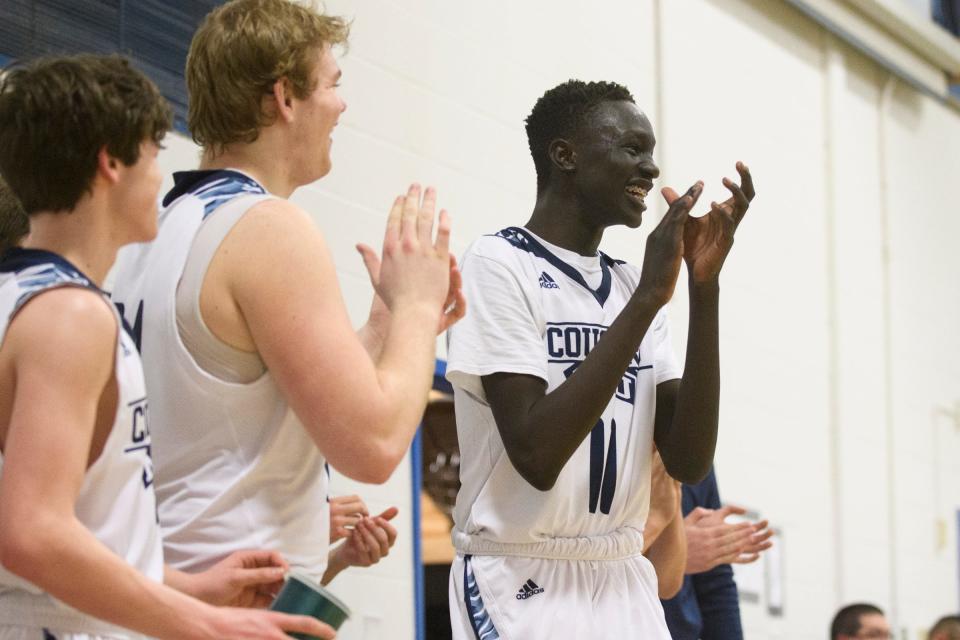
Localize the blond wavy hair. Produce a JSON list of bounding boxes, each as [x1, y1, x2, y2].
[[186, 0, 349, 152]]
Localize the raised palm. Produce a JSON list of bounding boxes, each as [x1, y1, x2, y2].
[[682, 162, 755, 283]]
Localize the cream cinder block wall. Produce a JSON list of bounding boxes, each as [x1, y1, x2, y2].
[[153, 0, 960, 638], [655, 0, 960, 638]]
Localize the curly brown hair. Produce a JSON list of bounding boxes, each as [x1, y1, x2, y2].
[[186, 0, 349, 153], [0, 54, 172, 215]]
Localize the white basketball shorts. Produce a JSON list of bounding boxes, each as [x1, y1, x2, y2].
[[448, 552, 671, 639]]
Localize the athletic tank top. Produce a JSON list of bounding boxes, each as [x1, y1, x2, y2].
[[110, 170, 330, 580], [0, 249, 161, 637]]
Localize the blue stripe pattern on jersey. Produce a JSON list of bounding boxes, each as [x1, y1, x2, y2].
[[193, 173, 267, 218], [0, 248, 98, 314], [493, 227, 617, 307], [463, 555, 500, 640], [162, 169, 267, 218]]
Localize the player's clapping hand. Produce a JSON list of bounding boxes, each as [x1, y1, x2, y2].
[[184, 549, 289, 608], [437, 254, 466, 333], [358, 254, 466, 340], [698, 504, 774, 564], [329, 494, 370, 543], [330, 506, 399, 568], [638, 181, 704, 308], [683, 504, 772, 574], [677, 162, 755, 284], [356, 185, 464, 331]]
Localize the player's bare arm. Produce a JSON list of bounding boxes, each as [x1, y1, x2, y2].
[[653, 162, 756, 483], [646, 504, 686, 599], [0, 290, 332, 640], [203, 184, 451, 483], [482, 181, 703, 491], [642, 450, 686, 598]]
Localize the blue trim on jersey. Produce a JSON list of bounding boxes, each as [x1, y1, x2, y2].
[[0, 248, 101, 311], [600, 419, 618, 514], [0, 249, 145, 350], [493, 227, 618, 307], [588, 418, 619, 514], [588, 419, 605, 514], [463, 555, 500, 640], [0, 248, 91, 282], [162, 169, 267, 218]]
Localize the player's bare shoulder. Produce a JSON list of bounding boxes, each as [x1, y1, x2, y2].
[[201, 195, 339, 352], [6, 287, 117, 370], [217, 197, 332, 277], [0, 287, 117, 442]]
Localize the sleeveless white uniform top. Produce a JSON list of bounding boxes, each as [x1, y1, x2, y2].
[[446, 227, 681, 560], [0, 249, 162, 638], [110, 170, 329, 580]]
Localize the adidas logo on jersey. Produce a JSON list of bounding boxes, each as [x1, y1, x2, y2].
[[539, 272, 559, 289], [516, 579, 544, 600]]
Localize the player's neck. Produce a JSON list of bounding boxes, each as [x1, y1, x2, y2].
[[527, 189, 605, 256], [200, 138, 298, 199], [22, 205, 120, 287]]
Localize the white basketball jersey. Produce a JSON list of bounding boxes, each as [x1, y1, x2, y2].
[[446, 227, 681, 557], [0, 249, 161, 637], [110, 170, 329, 580]]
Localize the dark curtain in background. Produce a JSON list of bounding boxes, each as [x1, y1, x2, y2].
[[0, 0, 225, 132]]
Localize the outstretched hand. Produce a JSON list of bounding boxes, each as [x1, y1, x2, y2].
[[356, 186, 466, 336], [668, 162, 755, 284]]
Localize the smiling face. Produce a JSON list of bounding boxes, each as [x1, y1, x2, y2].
[[569, 100, 659, 229], [289, 44, 347, 185]]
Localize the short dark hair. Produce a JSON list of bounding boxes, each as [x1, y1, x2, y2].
[[524, 79, 635, 193], [0, 178, 29, 254], [0, 54, 172, 215], [931, 615, 960, 639], [831, 603, 885, 639]]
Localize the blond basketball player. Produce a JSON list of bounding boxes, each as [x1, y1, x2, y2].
[[110, 0, 464, 585]]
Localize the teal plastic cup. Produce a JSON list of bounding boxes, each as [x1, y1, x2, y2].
[[269, 569, 351, 637]]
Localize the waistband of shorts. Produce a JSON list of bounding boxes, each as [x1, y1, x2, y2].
[[452, 526, 644, 561], [0, 589, 147, 639]]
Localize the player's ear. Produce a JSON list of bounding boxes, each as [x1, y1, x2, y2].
[[95, 146, 122, 185], [266, 77, 296, 124], [548, 139, 576, 174]]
